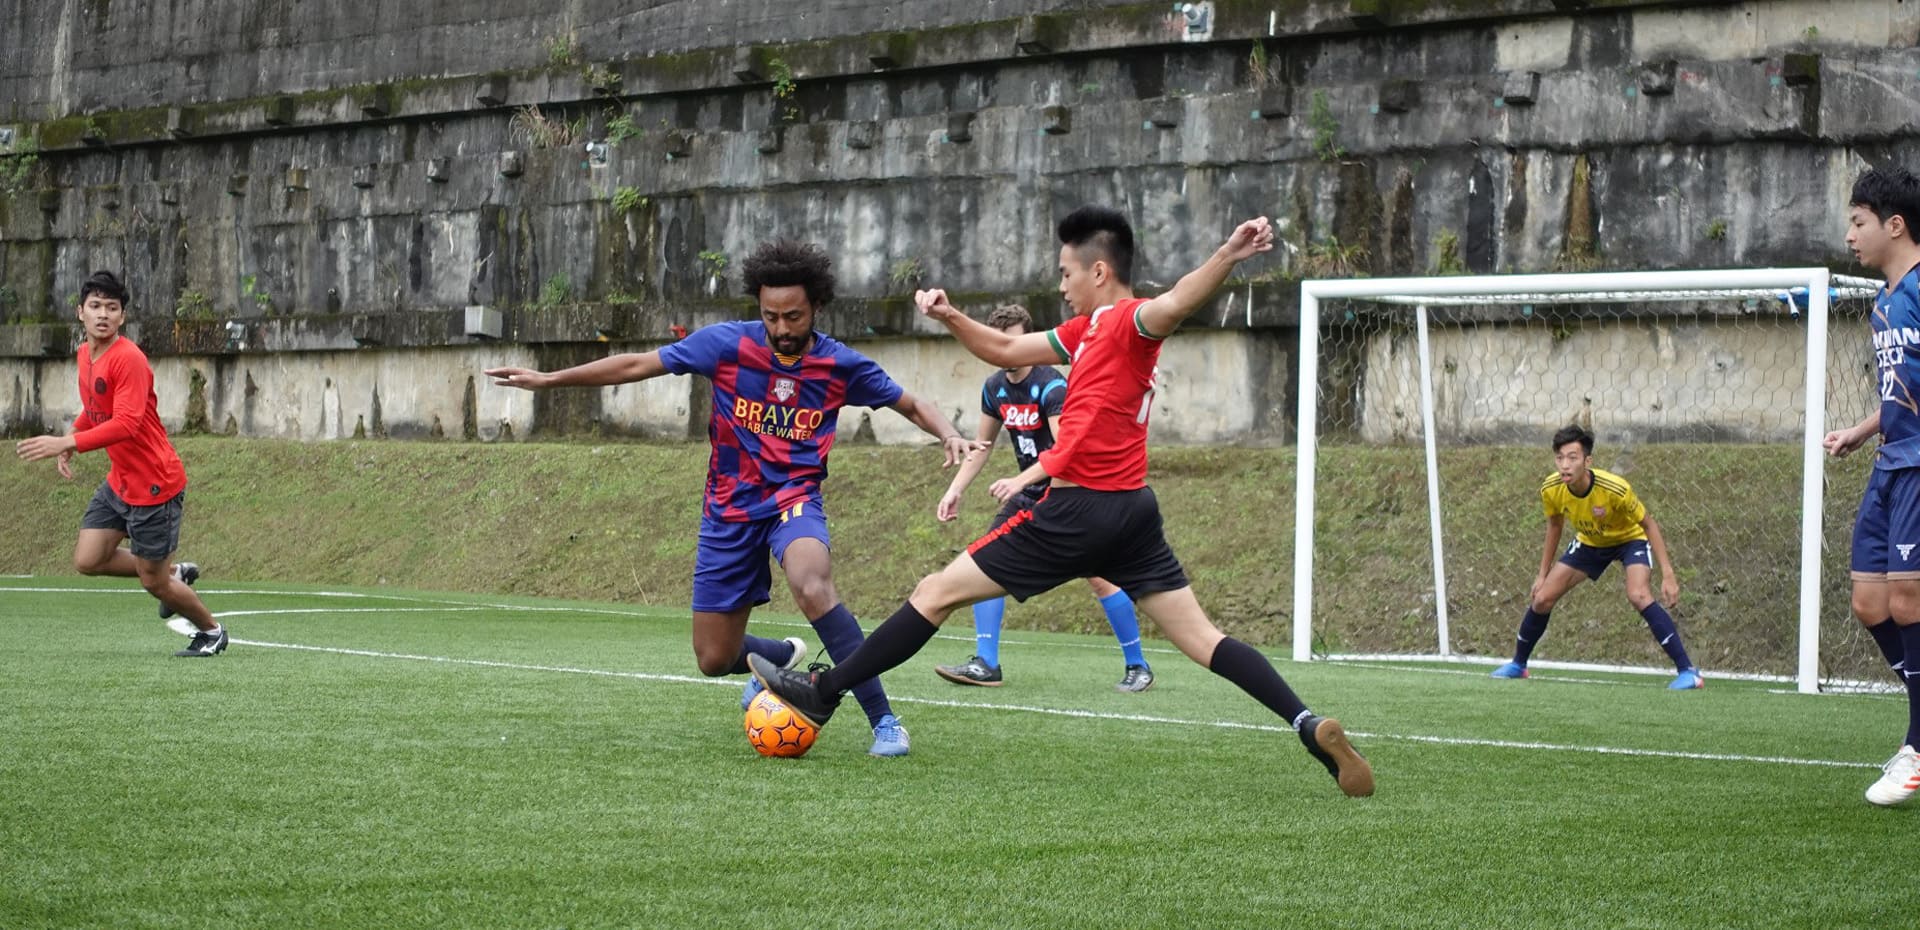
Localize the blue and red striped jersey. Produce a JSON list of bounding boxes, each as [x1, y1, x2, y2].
[[658, 320, 904, 521]]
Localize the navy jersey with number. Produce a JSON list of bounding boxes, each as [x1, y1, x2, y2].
[[982, 365, 1068, 497], [1874, 264, 1920, 471]]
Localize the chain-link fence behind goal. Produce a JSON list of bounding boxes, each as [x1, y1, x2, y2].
[[1296, 270, 1892, 691]]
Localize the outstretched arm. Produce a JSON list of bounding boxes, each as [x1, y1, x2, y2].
[[915, 289, 1061, 368], [1641, 516, 1679, 607], [485, 351, 668, 390], [938, 417, 1003, 521], [890, 389, 985, 467], [1135, 216, 1276, 339]]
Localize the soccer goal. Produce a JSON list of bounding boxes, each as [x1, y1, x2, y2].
[[1291, 268, 1885, 694]]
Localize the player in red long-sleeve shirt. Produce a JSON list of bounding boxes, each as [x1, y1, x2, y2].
[[15, 272, 226, 657]]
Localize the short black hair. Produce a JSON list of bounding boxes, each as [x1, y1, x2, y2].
[[1057, 205, 1135, 285], [79, 270, 129, 308], [1551, 424, 1594, 455], [741, 240, 835, 310], [1850, 167, 1920, 234]]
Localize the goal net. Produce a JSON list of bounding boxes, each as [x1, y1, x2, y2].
[[1292, 269, 1886, 694]]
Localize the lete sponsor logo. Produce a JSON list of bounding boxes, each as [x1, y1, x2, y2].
[[1001, 403, 1042, 429]]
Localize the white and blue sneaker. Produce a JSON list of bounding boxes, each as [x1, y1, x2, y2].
[[741, 636, 808, 711], [1490, 661, 1529, 679], [1668, 667, 1705, 690], [869, 714, 910, 757]]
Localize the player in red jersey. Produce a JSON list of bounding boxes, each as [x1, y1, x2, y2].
[[754, 207, 1373, 796], [15, 272, 225, 657]]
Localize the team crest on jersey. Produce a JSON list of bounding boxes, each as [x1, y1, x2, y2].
[[1592, 506, 1607, 518], [771, 377, 798, 403]]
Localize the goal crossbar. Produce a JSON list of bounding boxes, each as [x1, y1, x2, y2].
[[1293, 268, 1863, 694]]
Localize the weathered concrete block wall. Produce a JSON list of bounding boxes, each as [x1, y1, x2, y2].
[[1352, 312, 1877, 444], [1, 0, 1916, 442], [0, 331, 1291, 446]]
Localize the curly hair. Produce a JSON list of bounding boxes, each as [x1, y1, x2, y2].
[[984, 303, 1032, 332], [741, 240, 835, 310]]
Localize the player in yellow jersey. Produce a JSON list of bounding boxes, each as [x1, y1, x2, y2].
[[1490, 424, 1703, 688]]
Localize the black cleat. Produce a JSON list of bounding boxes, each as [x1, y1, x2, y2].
[[1115, 663, 1155, 693], [159, 562, 200, 620], [934, 655, 1004, 687], [1298, 714, 1374, 798], [748, 653, 840, 728], [173, 625, 228, 658]]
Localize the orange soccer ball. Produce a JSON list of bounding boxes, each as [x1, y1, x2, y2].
[[744, 689, 819, 758]]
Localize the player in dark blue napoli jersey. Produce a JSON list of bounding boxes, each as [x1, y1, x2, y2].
[[931, 304, 1155, 691], [486, 240, 977, 757], [1826, 166, 1920, 806]]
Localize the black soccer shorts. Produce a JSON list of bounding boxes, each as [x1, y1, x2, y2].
[[967, 485, 1189, 602]]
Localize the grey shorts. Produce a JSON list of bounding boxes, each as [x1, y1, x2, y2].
[[81, 482, 185, 561]]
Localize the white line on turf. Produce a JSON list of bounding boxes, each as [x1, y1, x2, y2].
[[22, 581, 1886, 698], [224, 634, 1878, 771]]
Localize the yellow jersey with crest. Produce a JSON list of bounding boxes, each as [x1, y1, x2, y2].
[[1540, 467, 1647, 547]]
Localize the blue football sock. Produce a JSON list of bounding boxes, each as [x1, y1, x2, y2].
[[727, 634, 796, 674], [1901, 622, 1920, 748], [1098, 590, 1147, 667], [810, 603, 894, 728], [1867, 618, 1906, 677], [1640, 603, 1693, 671], [1514, 607, 1550, 665], [971, 597, 1005, 668]]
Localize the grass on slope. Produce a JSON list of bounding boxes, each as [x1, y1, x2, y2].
[[0, 435, 1886, 678]]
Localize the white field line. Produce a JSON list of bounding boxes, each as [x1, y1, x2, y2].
[[230, 635, 1877, 771], [14, 582, 1896, 697]]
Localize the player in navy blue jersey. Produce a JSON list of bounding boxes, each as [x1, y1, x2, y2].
[[486, 240, 978, 757], [1826, 166, 1920, 805], [932, 304, 1155, 691]]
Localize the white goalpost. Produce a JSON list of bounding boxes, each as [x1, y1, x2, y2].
[[1291, 269, 1884, 695]]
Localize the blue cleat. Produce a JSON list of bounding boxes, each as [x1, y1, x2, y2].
[[869, 714, 910, 757], [741, 636, 809, 711], [1668, 667, 1705, 690], [1490, 661, 1529, 679]]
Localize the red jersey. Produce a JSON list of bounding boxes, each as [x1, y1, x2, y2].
[[72, 338, 186, 505], [1039, 297, 1159, 490]]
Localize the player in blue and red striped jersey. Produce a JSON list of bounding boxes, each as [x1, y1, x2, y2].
[[1827, 165, 1920, 806], [485, 240, 978, 757], [753, 207, 1373, 796]]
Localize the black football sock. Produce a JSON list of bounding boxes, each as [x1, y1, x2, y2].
[[1514, 607, 1550, 665], [811, 603, 895, 727], [1902, 622, 1920, 749], [1207, 637, 1310, 726], [815, 602, 938, 698], [1867, 618, 1905, 675], [1639, 603, 1693, 671]]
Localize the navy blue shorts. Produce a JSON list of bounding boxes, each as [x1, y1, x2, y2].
[[1850, 466, 1920, 581], [690, 497, 829, 613], [1558, 538, 1652, 581]]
